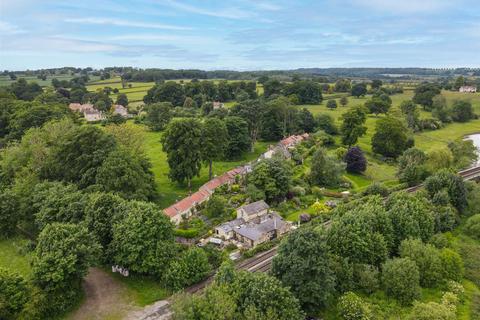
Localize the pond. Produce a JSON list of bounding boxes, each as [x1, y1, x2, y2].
[[466, 133, 480, 165]]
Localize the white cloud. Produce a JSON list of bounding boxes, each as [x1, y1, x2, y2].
[[64, 17, 191, 30], [161, 0, 252, 19], [352, 0, 454, 14], [0, 21, 25, 34]]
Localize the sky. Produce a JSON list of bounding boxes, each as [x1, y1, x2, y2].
[[1, 0, 479, 70]]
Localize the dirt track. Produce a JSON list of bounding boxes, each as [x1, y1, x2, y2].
[[69, 268, 139, 320]]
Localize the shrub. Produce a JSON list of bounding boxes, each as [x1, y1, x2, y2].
[[337, 292, 371, 320], [204, 196, 228, 218], [464, 214, 480, 239], [311, 186, 324, 199], [382, 258, 420, 305], [428, 233, 450, 249], [354, 264, 380, 294], [246, 184, 265, 202], [446, 281, 465, 301], [362, 182, 390, 197], [316, 114, 338, 135], [0, 268, 29, 319], [433, 206, 458, 232], [327, 99, 338, 109], [290, 186, 306, 197], [399, 239, 442, 287], [439, 248, 464, 282], [174, 228, 200, 238]]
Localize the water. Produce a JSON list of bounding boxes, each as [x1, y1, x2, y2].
[[466, 133, 480, 165]]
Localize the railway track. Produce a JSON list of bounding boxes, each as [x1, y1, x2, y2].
[[135, 166, 480, 319], [232, 165, 480, 274]]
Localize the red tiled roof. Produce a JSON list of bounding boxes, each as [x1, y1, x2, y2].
[[279, 134, 309, 147], [163, 189, 210, 218]]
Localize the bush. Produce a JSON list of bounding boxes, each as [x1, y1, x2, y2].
[[354, 264, 380, 294], [464, 214, 480, 239], [290, 186, 306, 197], [399, 239, 442, 287], [433, 206, 458, 232], [164, 247, 211, 291], [337, 292, 371, 320], [382, 258, 420, 305], [0, 268, 29, 319], [327, 99, 338, 109], [174, 228, 200, 238], [316, 114, 338, 135], [439, 248, 464, 282], [204, 196, 228, 218], [446, 281, 465, 301], [311, 186, 324, 199], [362, 182, 389, 197]]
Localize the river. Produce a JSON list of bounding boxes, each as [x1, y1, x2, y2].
[[466, 133, 480, 165]]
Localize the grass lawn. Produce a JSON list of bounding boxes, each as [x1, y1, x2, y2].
[[0, 237, 33, 278], [140, 124, 271, 208], [105, 269, 170, 306], [299, 90, 480, 156]]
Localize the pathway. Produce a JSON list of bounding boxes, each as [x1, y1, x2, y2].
[[69, 267, 139, 320]]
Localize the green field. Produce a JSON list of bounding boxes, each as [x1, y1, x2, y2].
[[300, 90, 480, 155], [86, 77, 155, 103], [138, 124, 271, 208]]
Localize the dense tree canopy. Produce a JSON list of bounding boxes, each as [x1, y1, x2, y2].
[[249, 158, 292, 202], [201, 117, 228, 179], [47, 125, 117, 188], [328, 196, 393, 266], [386, 192, 435, 248], [272, 228, 335, 312], [109, 201, 175, 276], [413, 83, 441, 110]]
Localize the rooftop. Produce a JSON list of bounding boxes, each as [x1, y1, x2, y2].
[[239, 200, 269, 216], [235, 213, 285, 241]]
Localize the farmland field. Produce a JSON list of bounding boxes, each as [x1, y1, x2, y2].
[[300, 90, 480, 154]]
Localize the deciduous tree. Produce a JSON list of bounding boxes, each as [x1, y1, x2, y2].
[[162, 118, 203, 189], [272, 228, 335, 312], [202, 118, 228, 179]]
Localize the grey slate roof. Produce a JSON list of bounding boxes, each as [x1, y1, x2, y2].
[[217, 218, 245, 233], [239, 200, 269, 216], [235, 213, 286, 241]]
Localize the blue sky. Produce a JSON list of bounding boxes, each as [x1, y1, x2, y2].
[[1, 0, 479, 70]]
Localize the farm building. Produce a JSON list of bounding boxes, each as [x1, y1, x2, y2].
[[459, 86, 477, 93], [113, 104, 129, 117], [69, 103, 105, 122]]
